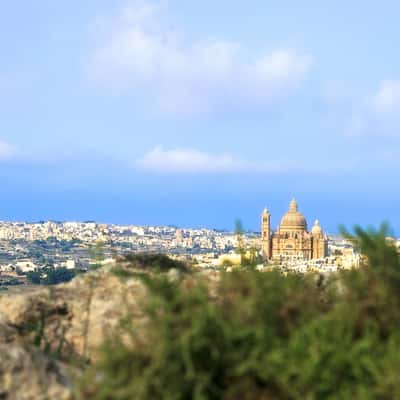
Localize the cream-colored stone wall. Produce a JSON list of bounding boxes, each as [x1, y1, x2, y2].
[[271, 231, 313, 260]]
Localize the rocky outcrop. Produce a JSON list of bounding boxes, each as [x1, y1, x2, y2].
[[0, 344, 72, 400], [0, 271, 147, 361], [0, 320, 19, 345], [0, 271, 149, 399]]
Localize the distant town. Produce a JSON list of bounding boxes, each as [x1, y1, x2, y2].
[[0, 217, 399, 288], [0, 220, 254, 281]]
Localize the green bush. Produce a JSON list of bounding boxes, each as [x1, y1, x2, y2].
[[26, 271, 41, 284], [118, 253, 190, 273], [44, 267, 76, 285], [27, 267, 76, 285], [78, 224, 400, 399]]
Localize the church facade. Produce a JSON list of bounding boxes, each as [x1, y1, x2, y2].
[[261, 199, 328, 262]]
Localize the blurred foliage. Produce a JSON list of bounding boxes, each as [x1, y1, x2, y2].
[[78, 224, 400, 399], [89, 241, 105, 270], [235, 219, 260, 269]]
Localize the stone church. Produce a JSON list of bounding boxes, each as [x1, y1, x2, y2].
[[261, 199, 328, 261]]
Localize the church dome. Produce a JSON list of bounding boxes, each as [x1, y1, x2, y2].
[[311, 220, 323, 235], [279, 199, 307, 231]]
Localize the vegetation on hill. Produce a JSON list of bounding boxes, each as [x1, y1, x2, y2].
[[27, 267, 76, 285], [111, 253, 190, 280], [122, 253, 190, 272], [76, 224, 400, 400]]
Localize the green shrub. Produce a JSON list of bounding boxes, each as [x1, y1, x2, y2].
[[26, 271, 41, 284], [27, 267, 76, 285], [118, 253, 190, 273], [78, 224, 400, 399]]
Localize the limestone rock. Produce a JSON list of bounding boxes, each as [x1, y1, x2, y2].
[[0, 321, 18, 345], [0, 271, 147, 361], [0, 344, 72, 400]]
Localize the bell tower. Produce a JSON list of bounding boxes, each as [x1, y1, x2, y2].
[[261, 208, 271, 260]]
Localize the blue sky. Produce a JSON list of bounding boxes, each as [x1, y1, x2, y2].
[[1, 0, 399, 233]]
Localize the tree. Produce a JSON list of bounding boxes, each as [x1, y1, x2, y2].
[[235, 219, 259, 269], [235, 219, 246, 265], [26, 271, 41, 285], [43, 268, 76, 285], [27, 267, 76, 285]]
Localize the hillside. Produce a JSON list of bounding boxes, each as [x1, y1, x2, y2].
[[0, 225, 399, 399]]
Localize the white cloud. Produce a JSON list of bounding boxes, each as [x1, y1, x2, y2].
[[371, 80, 400, 113], [135, 147, 293, 173], [0, 140, 15, 160], [350, 80, 400, 136], [88, 2, 312, 114]]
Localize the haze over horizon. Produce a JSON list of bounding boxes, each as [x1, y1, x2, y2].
[[1, 1, 399, 234]]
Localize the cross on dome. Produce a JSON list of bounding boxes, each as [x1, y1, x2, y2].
[[289, 198, 298, 212]]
